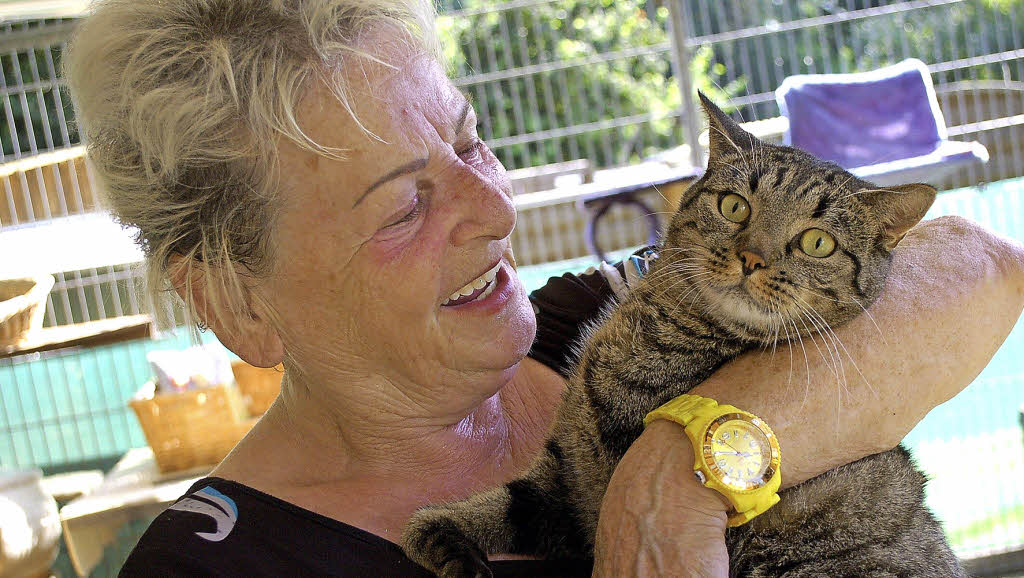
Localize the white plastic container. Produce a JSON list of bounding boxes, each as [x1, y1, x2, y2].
[[0, 469, 60, 578]]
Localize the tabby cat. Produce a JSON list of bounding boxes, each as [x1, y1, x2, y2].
[[402, 94, 964, 577]]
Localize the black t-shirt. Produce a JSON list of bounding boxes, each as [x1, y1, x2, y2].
[[119, 477, 592, 577], [121, 261, 632, 577]]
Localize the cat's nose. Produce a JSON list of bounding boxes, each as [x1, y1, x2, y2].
[[738, 249, 766, 275]]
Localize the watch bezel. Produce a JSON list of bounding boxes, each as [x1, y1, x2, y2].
[[701, 412, 781, 491]]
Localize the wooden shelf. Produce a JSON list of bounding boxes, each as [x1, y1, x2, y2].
[[0, 314, 154, 360]]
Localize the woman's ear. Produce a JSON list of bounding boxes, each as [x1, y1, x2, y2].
[[168, 256, 285, 368]]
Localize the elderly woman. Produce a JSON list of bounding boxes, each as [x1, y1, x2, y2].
[[66, 0, 1023, 576]]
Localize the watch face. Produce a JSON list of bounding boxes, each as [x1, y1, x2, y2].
[[702, 414, 779, 491]]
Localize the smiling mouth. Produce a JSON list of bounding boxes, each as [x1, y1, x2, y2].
[[441, 262, 501, 306]]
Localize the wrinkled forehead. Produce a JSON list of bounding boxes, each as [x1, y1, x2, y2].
[[296, 45, 462, 154], [276, 41, 465, 204]]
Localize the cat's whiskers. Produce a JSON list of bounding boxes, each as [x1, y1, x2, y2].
[[791, 302, 842, 384], [793, 294, 878, 399], [781, 320, 795, 388], [771, 317, 782, 356], [667, 272, 717, 316], [650, 273, 709, 307], [839, 186, 903, 200], [709, 125, 751, 172], [648, 183, 671, 209], [645, 266, 714, 309], [792, 307, 847, 426], [847, 296, 888, 345], [679, 273, 719, 316], [787, 317, 813, 412], [718, 159, 747, 180], [646, 257, 706, 274], [657, 243, 715, 256], [643, 211, 685, 219], [785, 280, 888, 344], [836, 171, 858, 195], [757, 314, 778, 353], [644, 259, 707, 286], [644, 251, 717, 301]]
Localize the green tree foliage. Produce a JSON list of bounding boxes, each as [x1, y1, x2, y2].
[[438, 0, 696, 169]]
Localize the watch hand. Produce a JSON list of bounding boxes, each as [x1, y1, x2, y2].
[[722, 440, 744, 454], [717, 451, 758, 459]]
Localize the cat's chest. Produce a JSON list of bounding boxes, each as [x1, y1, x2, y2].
[[600, 301, 747, 365]]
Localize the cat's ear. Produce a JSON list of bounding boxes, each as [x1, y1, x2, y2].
[[860, 183, 937, 250], [699, 91, 756, 160]]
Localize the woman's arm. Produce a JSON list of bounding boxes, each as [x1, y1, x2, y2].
[[595, 216, 1024, 576]]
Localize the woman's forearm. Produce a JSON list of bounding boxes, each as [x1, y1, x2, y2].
[[690, 215, 1024, 487], [595, 420, 730, 577]]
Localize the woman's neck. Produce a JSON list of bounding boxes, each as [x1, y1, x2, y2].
[[212, 357, 564, 541]]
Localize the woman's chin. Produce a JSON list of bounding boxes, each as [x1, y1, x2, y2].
[[441, 265, 537, 366], [456, 310, 537, 374]]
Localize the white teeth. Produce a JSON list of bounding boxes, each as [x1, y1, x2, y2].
[[473, 279, 498, 302], [442, 262, 502, 306]]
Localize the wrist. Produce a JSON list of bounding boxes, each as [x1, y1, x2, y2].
[[637, 419, 732, 516]]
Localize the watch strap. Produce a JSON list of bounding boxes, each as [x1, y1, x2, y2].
[[643, 394, 782, 527], [727, 491, 781, 526], [642, 394, 719, 428]]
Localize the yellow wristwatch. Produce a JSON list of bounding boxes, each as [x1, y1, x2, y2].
[[644, 394, 782, 527]]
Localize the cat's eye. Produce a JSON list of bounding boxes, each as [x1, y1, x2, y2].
[[719, 193, 750, 224], [799, 228, 836, 258]]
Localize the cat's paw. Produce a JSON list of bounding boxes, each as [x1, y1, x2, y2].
[[402, 508, 493, 578]]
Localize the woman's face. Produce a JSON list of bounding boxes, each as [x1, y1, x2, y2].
[[265, 40, 536, 399]]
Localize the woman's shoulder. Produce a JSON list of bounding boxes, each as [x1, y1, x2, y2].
[[119, 477, 434, 577], [527, 246, 654, 377]]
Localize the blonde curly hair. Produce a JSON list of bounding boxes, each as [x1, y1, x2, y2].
[[65, 0, 439, 336]]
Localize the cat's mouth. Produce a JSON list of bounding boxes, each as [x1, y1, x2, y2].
[[714, 282, 789, 335]]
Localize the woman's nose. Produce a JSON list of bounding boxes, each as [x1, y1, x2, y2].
[[447, 168, 517, 247]]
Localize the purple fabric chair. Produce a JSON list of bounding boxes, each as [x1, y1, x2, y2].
[[776, 59, 988, 186]]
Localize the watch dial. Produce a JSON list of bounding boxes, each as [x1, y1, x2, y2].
[[709, 419, 771, 486]]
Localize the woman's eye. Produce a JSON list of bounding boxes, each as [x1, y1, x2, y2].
[[799, 228, 837, 258], [384, 194, 423, 228], [456, 138, 484, 163], [719, 193, 750, 224]]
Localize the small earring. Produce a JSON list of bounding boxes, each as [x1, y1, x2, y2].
[[196, 320, 208, 333]]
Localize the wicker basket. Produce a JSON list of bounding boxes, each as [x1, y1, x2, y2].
[[129, 381, 254, 474], [230, 361, 283, 416], [0, 275, 55, 346]]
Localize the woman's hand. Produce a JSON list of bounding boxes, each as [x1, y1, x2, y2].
[[594, 420, 730, 578]]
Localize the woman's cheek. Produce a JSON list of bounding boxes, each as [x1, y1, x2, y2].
[[369, 211, 444, 266]]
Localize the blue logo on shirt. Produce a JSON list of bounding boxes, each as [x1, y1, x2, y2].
[[168, 486, 239, 542]]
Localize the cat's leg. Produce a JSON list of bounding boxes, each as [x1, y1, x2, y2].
[[727, 446, 966, 578], [401, 440, 588, 578]]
